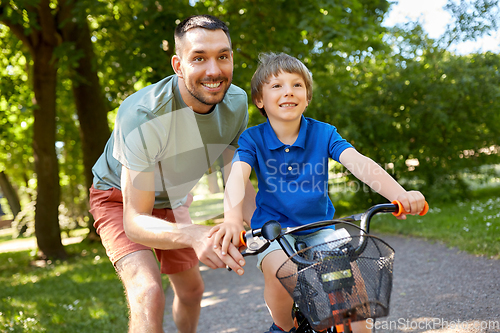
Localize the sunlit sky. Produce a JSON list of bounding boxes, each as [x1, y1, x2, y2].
[[382, 0, 500, 54]]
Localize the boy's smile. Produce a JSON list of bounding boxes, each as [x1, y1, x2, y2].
[[255, 71, 309, 125]]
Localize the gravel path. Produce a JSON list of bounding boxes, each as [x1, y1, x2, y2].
[[163, 255, 271, 332], [379, 235, 500, 333], [163, 235, 500, 333]]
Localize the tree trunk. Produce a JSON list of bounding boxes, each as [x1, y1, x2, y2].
[[59, 1, 111, 240], [23, 0, 67, 260], [0, 171, 22, 218], [32, 37, 66, 259], [1, 1, 67, 259]]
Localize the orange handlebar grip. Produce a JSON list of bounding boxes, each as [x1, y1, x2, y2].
[[419, 201, 429, 216], [392, 200, 429, 217], [392, 200, 405, 217], [239, 230, 247, 247]]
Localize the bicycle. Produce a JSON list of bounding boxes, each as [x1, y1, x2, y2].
[[236, 200, 429, 333]]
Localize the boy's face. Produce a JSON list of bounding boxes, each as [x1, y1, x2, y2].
[[255, 71, 309, 123]]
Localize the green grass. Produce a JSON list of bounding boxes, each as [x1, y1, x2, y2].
[[370, 194, 500, 259], [0, 193, 224, 332], [0, 241, 140, 332], [0, 193, 226, 333]]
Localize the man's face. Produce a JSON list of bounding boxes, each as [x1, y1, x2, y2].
[[173, 28, 233, 113]]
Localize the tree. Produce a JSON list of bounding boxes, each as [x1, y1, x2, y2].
[[214, 0, 391, 125], [86, 0, 390, 124], [443, 0, 499, 48], [0, 0, 111, 257], [57, 0, 111, 238], [1, 0, 66, 259], [319, 23, 500, 204], [0, 171, 21, 218], [1, 0, 498, 256], [0, 24, 35, 195]]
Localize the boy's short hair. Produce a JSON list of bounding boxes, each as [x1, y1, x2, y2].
[[174, 15, 231, 56], [251, 52, 313, 117]]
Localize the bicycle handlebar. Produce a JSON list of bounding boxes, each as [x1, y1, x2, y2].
[[392, 200, 429, 217], [238, 200, 428, 267]]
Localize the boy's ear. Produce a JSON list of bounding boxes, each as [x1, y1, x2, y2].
[[254, 98, 264, 109]]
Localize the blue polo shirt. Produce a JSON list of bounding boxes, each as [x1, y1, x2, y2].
[[234, 116, 354, 231]]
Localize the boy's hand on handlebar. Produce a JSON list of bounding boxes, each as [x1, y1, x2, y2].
[[187, 225, 245, 275], [208, 220, 246, 257], [394, 191, 426, 219]]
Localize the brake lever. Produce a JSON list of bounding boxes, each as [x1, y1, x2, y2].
[[227, 236, 271, 271], [242, 239, 270, 256], [338, 212, 364, 222]]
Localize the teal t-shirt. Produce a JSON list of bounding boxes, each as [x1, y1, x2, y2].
[[92, 75, 248, 209]]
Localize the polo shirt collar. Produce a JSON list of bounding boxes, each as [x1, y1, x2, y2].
[[264, 115, 309, 150]]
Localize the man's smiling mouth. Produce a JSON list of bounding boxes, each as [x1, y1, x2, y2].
[[202, 82, 222, 88]]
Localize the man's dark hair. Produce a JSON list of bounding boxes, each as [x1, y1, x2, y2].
[[174, 15, 231, 55]]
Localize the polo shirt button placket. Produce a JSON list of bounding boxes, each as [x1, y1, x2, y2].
[[284, 147, 292, 178]]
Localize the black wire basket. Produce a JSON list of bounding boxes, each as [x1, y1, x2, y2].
[[276, 234, 394, 332]]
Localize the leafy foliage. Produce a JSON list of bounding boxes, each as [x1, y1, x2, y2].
[[443, 0, 499, 45], [0, 0, 499, 230], [325, 34, 500, 203], [0, 25, 35, 188]]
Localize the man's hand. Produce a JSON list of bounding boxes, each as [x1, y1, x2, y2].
[[188, 225, 246, 275]]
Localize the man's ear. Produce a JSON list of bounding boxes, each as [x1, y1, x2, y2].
[[171, 55, 183, 79]]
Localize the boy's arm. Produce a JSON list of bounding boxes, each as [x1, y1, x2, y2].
[[224, 161, 253, 221], [339, 148, 426, 216], [211, 160, 253, 254], [222, 149, 256, 226]]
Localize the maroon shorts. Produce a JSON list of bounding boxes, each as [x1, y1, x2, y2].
[[89, 185, 199, 274]]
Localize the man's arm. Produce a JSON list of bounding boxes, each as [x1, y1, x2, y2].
[[339, 148, 426, 216], [121, 165, 246, 273]]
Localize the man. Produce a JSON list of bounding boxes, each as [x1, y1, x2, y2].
[[89, 15, 255, 333]]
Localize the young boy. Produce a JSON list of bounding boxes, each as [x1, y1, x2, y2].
[[210, 52, 426, 333]]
